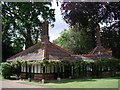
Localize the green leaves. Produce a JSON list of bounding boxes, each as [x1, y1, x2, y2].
[[2, 2, 55, 60], [61, 2, 120, 58], [53, 27, 95, 54], [1, 62, 16, 79]]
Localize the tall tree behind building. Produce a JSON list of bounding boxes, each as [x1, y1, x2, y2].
[[53, 27, 95, 54], [61, 2, 120, 58], [2, 2, 55, 61]]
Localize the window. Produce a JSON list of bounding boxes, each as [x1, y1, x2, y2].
[[34, 64, 37, 73], [31, 65, 33, 73], [27, 66, 29, 72], [51, 66, 54, 73], [46, 66, 50, 73], [21, 66, 24, 72], [24, 65, 26, 72], [38, 65, 41, 73]]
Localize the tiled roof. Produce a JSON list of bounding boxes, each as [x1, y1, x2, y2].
[[7, 42, 44, 61], [7, 21, 112, 62], [89, 46, 112, 59], [7, 41, 72, 61], [46, 41, 72, 60]]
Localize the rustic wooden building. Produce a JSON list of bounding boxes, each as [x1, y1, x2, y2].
[[7, 21, 112, 81]]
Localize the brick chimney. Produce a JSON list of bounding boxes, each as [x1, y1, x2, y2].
[[96, 26, 101, 46], [43, 20, 49, 43], [43, 20, 49, 59]]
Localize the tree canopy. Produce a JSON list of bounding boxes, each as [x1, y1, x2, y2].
[[61, 2, 120, 27], [2, 2, 55, 60], [60, 2, 120, 58], [53, 27, 95, 54]]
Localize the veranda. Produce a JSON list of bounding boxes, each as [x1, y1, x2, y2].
[[13, 58, 119, 82]]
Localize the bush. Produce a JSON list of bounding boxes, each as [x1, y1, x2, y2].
[[1, 62, 16, 79], [0, 63, 2, 75]]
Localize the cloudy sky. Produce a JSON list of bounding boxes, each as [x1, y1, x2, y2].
[[49, 1, 69, 42], [48, 1, 109, 42]]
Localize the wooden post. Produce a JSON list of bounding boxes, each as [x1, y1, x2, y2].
[[69, 65, 72, 79], [78, 65, 81, 78], [57, 63, 61, 81], [54, 65, 57, 79], [16, 64, 19, 80], [25, 61, 28, 79], [85, 64, 87, 77], [72, 65, 75, 78], [42, 66, 45, 84], [28, 65, 31, 82]]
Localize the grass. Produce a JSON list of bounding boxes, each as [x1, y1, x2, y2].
[[0, 75, 17, 81], [0, 75, 5, 80], [18, 77, 120, 88]]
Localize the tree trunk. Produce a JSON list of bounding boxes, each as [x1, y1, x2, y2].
[[25, 23, 33, 49], [25, 36, 33, 49]]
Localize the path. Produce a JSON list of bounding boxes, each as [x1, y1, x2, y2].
[[0, 79, 46, 89]]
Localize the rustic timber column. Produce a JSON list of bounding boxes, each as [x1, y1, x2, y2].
[[69, 65, 72, 79], [57, 63, 61, 81], [25, 61, 28, 79], [28, 65, 32, 82], [42, 66, 45, 83], [16, 63, 21, 80]]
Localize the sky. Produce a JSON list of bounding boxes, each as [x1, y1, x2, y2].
[[48, 1, 117, 42], [49, 1, 69, 42]]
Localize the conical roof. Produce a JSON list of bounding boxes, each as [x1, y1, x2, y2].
[[7, 22, 112, 62], [7, 21, 72, 62], [89, 26, 112, 59], [7, 41, 72, 61]]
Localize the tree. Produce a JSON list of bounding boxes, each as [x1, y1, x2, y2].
[[101, 21, 120, 58], [2, 2, 55, 60], [61, 2, 120, 58], [61, 2, 119, 27], [53, 27, 95, 54]]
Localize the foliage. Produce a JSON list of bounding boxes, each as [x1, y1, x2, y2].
[[61, 59, 71, 66], [61, 2, 120, 58], [61, 2, 99, 27], [1, 62, 16, 79], [101, 24, 120, 58], [9, 58, 120, 79], [61, 2, 119, 27], [0, 63, 2, 75], [101, 58, 120, 72], [53, 28, 95, 54], [2, 2, 55, 60]]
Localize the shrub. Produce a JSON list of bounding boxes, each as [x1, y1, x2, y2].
[[1, 62, 16, 79], [0, 63, 2, 75]]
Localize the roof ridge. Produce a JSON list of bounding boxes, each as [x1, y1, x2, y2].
[[49, 41, 72, 55]]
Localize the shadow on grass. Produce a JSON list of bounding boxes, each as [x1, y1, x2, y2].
[[46, 76, 120, 84], [92, 76, 120, 80], [47, 78, 96, 84], [0, 75, 17, 80]]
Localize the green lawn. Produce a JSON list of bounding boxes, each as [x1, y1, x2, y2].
[[0, 75, 5, 80], [18, 77, 120, 88]]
